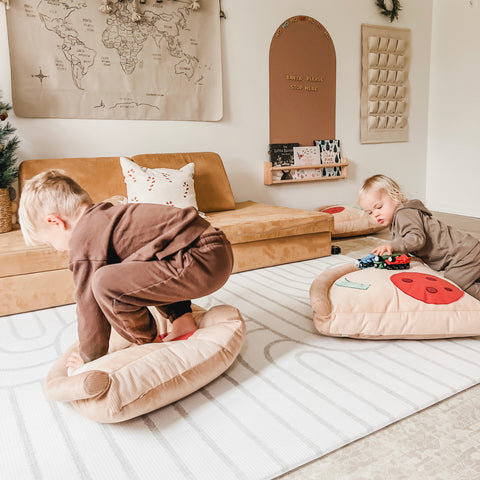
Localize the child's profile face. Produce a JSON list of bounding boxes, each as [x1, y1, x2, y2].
[[359, 188, 397, 227]]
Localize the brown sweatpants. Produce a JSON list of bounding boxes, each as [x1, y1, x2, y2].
[[444, 243, 480, 302], [465, 282, 480, 302], [90, 228, 233, 346]]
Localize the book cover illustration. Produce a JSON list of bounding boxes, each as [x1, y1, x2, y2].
[[269, 143, 299, 166], [314, 139, 342, 177], [292, 168, 324, 180], [273, 169, 295, 181], [293, 146, 321, 166]]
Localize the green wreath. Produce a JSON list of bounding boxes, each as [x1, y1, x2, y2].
[[375, 0, 402, 22]]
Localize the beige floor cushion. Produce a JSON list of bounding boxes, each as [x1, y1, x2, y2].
[[44, 305, 246, 423], [310, 259, 480, 339], [316, 204, 385, 238]]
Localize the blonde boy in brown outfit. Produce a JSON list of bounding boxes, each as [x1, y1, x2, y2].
[[358, 174, 480, 301], [19, 170, 233, 371]]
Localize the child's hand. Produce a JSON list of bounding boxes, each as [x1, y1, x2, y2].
[[372, 243, 393, 256], [66, 349, 85, 372]]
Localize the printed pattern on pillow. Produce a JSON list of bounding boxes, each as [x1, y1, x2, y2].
[[120, 156, 198, 210], [390, 272, 464, 305]]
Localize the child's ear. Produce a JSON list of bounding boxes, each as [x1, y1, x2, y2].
[[46, 214, 67, 230]]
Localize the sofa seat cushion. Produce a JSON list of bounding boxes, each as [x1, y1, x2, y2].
[[0, 200, 333, 278], [206, 201, 333, 244]]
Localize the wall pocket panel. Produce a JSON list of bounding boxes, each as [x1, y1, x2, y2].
[[360, 24, 411, 144]]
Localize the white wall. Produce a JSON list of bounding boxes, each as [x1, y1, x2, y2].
[[0, 0, 433, 210], [427, 0, 480, 217]]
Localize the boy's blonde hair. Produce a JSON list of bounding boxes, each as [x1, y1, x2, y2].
[[19, 169, 92, 246], [358, 174, 408, 206]]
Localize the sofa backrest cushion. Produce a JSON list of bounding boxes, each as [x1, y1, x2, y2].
[[19, 152, 236, 213]]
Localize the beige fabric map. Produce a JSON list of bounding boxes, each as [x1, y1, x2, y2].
[[6, 0, 222, 120]]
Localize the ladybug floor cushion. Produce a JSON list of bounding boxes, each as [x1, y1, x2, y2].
[[44, 305, 246, 423], [316, 204, 385, 238], [310, 259, 480, 339]]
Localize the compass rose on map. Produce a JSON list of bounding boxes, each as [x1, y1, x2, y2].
[[32, 67, 48, 85]]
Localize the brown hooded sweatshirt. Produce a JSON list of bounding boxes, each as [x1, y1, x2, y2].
[[390, 199, 480, 290], [68, 202, 210, 361]]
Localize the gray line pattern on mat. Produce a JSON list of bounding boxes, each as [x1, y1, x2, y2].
[[53, 323, 75, 358], [235, 353, 350, 443], [0, 360, 57, 373], [9, 388, 42, 480], [377, 349, 461, 392], [265, 340, 374, 430], [331, 350, 431, 409], [143, 415, 196, 479], [276, 262, 324, 279], [200, 387, 288, 470], [221, 282, 314, 330], [7, 311, 46, 340], [393, 343, 478, 383], [296, 350, 398, 420], [52, 306, 73, 327], [348, 350, 438, 402], [0, 344, 54, 356], [420, 340, 480, 367], [102, 424, 141, 480], [249, 269, 312, 294], [234, 270, 314, 309], [300, 346, 428, 408], [48, 400, 91, 480], [221, 372, 321, 455], [173, 402, 248, 480], [449, 338, 480, 352], [284, 258, 348, 276]]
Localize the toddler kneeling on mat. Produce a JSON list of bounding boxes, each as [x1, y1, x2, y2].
[[19, 170, 233, 372]]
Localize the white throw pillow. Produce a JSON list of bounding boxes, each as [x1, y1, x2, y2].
[[119, 156, 198, 210]]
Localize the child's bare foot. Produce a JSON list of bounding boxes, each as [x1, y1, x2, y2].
[[66, 349, 85, 375], [162, 312, 197, 342]]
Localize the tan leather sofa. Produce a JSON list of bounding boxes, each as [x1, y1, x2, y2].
[[0, 152, 333, 315]]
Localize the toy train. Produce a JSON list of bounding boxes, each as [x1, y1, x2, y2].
[[356, 253, 411, 270]]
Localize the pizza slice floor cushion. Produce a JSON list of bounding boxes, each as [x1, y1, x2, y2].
[[310, 259, 480, 339], [44, 305, 246, 423], [316, 204, 386, 238]]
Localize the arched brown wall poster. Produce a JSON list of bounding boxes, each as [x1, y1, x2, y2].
[[269, 16, 336, 146]]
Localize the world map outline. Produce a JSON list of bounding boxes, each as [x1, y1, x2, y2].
[[38, 0, 200, 89], [6, 0, 222, 120]]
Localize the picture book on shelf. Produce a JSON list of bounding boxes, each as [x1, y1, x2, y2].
[[293, 146, 321, 166], [292, 168, 324, 180], [314, 139, 341, 164], [269, 143, 299, 166], [314, 139, 342, 177]]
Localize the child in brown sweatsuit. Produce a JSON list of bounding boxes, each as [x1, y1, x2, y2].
[[358, 174, 480, 301], [19, 170, 233, 371]]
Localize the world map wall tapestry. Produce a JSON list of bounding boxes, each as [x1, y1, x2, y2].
[[6, 0, 222, 121]]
